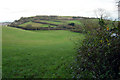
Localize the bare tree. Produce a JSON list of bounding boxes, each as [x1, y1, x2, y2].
[[94, 8, 110, 19]]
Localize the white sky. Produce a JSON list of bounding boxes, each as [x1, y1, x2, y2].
[[0, 0, 118, 22]]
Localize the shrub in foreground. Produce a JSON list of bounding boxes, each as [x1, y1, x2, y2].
[[73, 18, 120, 79]]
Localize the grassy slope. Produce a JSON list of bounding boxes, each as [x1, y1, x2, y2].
[[19, 21, 56, 27], [36, 20, 64, 25], [18, 19, 83, 28], [32, 20, 82, 25], [2, 26, 84, 78]]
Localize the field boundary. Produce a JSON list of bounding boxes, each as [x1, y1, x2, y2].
[[9, 26, 66, 30], [8, 26, 83, 33]]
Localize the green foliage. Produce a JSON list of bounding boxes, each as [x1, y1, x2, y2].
[[68, 23, 75, 26], [73, 18, 120, 79]]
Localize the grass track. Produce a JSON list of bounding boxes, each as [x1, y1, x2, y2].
[[2, 26, 84, 78]]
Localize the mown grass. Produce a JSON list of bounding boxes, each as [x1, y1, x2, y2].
[[2, 26, 85, 78]]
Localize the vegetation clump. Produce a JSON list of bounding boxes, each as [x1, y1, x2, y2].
[[72, 17, 120, 79]]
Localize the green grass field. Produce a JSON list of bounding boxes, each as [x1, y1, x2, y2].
[[18, 19, 83, 28], [31, 20, 82, 25], [19, 21, 56, 28], [2, 26, 84, 78], [36, 20, 64, 25]]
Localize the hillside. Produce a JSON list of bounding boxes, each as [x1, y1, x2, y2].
[[9, 16, 100, 33], [2, 26, 84, 78]]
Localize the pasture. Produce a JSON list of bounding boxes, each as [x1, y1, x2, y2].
[[2, 26, 84, 78], [19, 21, 56, 28]]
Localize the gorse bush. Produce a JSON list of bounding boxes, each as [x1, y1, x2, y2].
[[73, 17, 120, 79]]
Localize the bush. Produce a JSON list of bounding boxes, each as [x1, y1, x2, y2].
[[68, 23, 75, 26], [73, 18, 120, 79]]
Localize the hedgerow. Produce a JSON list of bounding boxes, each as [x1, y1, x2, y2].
[[72, 17, 120, 79]]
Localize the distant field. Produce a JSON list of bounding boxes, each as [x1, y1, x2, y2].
[[65, 20, 82, 25], [17, 19, 86, 29], [36, 20, 64, 25], [9, 16, 101, 32], [19, 21, 56, 28], [35, 20, 82, 25], [2, 26, 84, 78]]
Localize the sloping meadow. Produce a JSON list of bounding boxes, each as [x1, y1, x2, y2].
[[2, 26, 84, 78]]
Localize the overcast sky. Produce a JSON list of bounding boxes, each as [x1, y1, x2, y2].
[[0, 0, 118, 22]]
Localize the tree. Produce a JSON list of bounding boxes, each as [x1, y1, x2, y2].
[[68, 23, 75, 26], [94, 8, 110, 19]]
